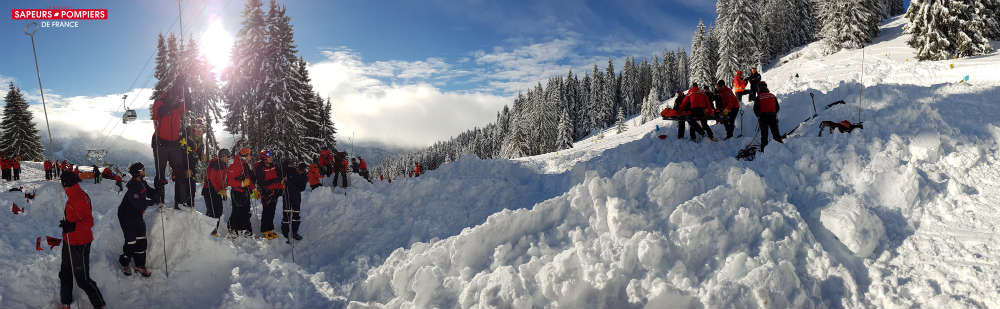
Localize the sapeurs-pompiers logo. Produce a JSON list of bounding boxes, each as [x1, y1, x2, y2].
[[11, 7, 108, 28]]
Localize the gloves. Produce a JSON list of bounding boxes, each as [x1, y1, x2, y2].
[[250, 189, 260, 200], [722, 109, 730, 116], [185, 169, 192, 178], [219, 189, 228, 200], [59, 220, 76, 234], [241, 179, 251, 188]]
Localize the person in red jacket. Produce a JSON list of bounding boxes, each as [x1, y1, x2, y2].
[[733, 70, 748, 102], [0, 155, 9, 181], [227, 148, 255, 237], [58, 172, 106, 309], [753, 81, 783, 152], [254, 150, 285, 240], [318, 147, 334, 177], [715, 80, 741, 139], [151, 91, 190, 207], [358, 156, 370, 182], [203, 149, 230, 236], [12, 156, 21, 180], [45, 160, 54, 180], [414, 162, 422, 177], [679, 83, 716, 142], [333, 151, 348, 188]]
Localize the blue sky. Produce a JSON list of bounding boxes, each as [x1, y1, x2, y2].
[[0, 0, 722, 148]]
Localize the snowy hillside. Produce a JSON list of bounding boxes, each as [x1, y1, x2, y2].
[[2, 16, 999, 308]]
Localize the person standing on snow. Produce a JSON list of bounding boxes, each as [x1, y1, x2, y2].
[[672, 89, 693, 140], [1, 155, 9, 181], [12, 156, 21, 180], [58, 172, 107, 309], [716, 80, 741, 139], [203, 149, 230, 236], [227, 148, 255, 237], [332, 151, 348, 188], [45, 160, 54, 180], [151, 91, 190, 208], [358, 156, 370, 182], [318, 147, 334, 177], [733, 70, 748, 102], [92, 165, 101, 184], [254, 150, 284, 240], [117, 162, 157, 277], [281, 161, 308, 240], [308, 159, 321, 190], [746, 68, 762, 102], [680, 83, 717, 142], [350, 158, 359, 174], [753, 81, 784, 152]]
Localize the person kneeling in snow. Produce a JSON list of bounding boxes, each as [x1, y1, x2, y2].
[[117, 162, 158, 277], [58, 172, 107, 309], [753, 81, 783, 152]]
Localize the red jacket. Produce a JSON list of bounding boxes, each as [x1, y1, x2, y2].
[[255, 163, 285, 191], [319, 150, 334, 167], [204, 158, 228, 192], [0, 159, 7, 169], [228, 157, 255, 192], [102, 167, 113, 178], [718, 86, 740, 110], [414, 164, 422, 176], [733, 71, 747, 93], [681, 86, 710, 110], [44, 160, 52, 170], [359, 159, 367, 170], [340, 159, 349, 171], [12, 160, 20, 169], [63, 184, 95, 245], [152, 93, 185, 142], [756, 92, 779, 113]]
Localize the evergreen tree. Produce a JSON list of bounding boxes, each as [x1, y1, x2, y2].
[[725, 0, 765, 71], [321, 97, 338, 148], [706, 23, 720, 83], [578, 73, 592, 139], [975, 0, 999, 40], [640, 87, 660, 124], [223, 0, 268, 148], [675, 49, 689, 89], [716, 0, 738, 84], [150, 34, 170, 102], [652, 56, 665, 101], [621, 58, 638, 116], [262, 0, 310, 160], [763, 0, 814, 60], [603, 59, 618, 127], [615, 107, 627, 134], [663, 50, 678, 92], [555, 105, 573, 150], [181, 38, 223, 153], [0, 83, 44, 160], [590, 64, 606, 131], [822, 0, 880, 51], [689, 20, 713, 87], [890, 0, 905, 15], [906, 0, 993, 60]]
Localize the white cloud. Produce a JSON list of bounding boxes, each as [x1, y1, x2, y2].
[[309, 49, 510, 148]]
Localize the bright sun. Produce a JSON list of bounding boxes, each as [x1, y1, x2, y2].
[[199, 19, 233, 74]]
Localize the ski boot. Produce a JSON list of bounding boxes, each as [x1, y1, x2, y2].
[[262, 231, 279, 240], [293, 234, 303, 241], [134, 266, 152, 277], [122, 265, 132, 276]]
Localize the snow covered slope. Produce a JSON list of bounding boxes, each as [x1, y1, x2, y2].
[[2, 16, 999, 308]]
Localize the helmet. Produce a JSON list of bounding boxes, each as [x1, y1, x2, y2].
[[259, 150, 272, 159], [218, 148, 231, 158], [128, 162, 145, 177], [238, 147, 252, 157]]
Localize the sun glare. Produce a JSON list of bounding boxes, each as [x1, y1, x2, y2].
[[200, 19, 233, 74]]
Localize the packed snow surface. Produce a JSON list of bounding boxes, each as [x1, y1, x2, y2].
[[2, 16, 1000, 308]]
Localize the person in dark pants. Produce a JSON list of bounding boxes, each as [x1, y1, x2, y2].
[[12, 156, 21, 180], [117, 162, 157, 277], [746, 68, 762, 102], [227, 148, 255, 237], [92, 165, 101, 184], [672, 90, 696, 140], [58, 172, 106, 309], [282, 161, 308, 240], [151, 91, 190, 208], [679, 83, 716, 142], [333, 151, 348, 188], [716, 80, 741, 139], [45, 160, 54, 180], [754, 81, 783, 152], [203, 149, 230, 236], [254, 150, 284, 240]]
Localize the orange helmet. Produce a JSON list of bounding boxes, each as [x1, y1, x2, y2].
[[238, 147, 252, 157]]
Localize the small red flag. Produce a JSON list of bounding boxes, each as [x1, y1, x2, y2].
[[12, 203, 23, 214], [36, 237, 43, 251], [46, 236, 62, 250]]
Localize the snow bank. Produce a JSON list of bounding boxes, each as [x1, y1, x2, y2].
[[820, 196, 886, 258], [349, 165, 859, 308]]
